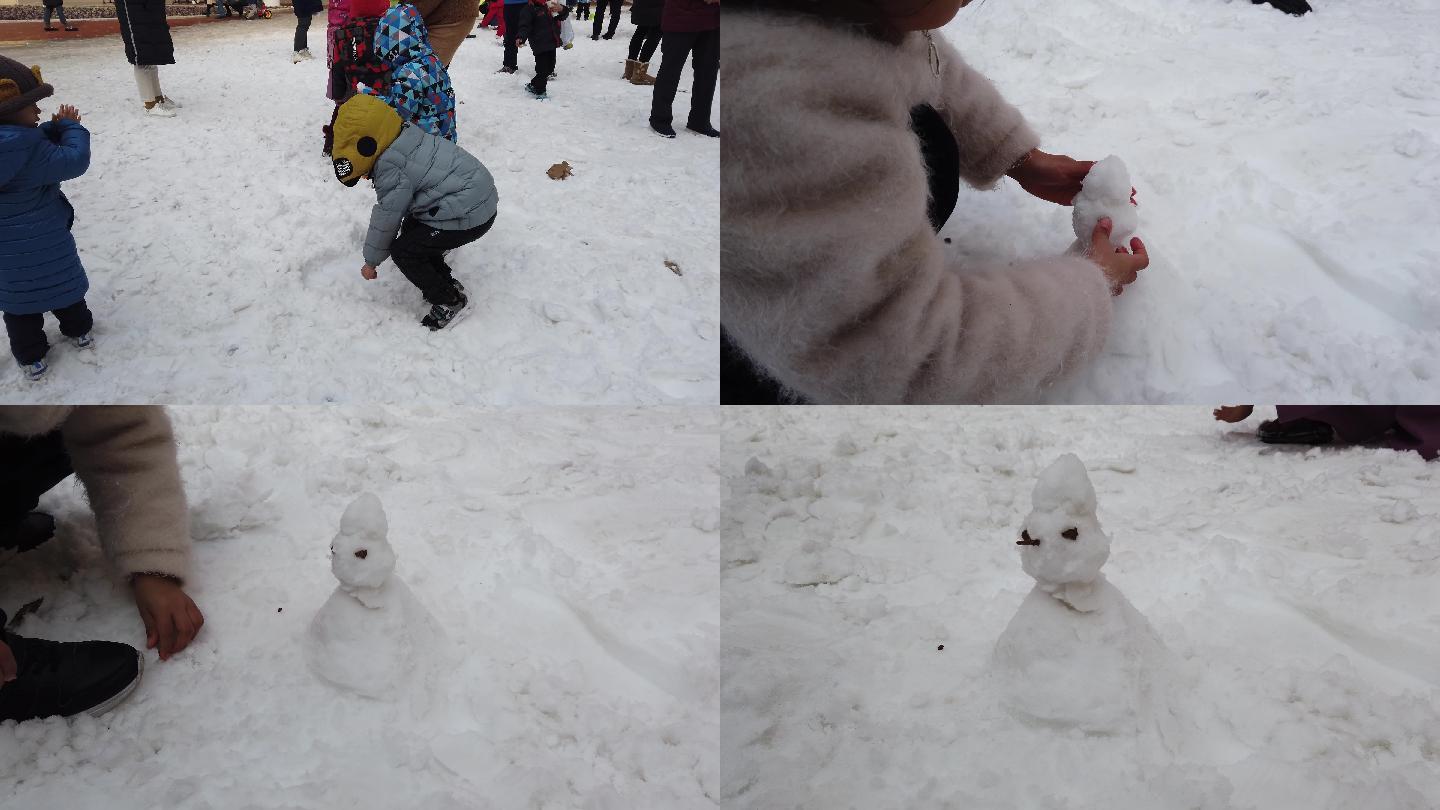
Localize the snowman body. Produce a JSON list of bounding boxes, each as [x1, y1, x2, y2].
[[306, 493, 441, 700], [992, 455, 1175, 736]]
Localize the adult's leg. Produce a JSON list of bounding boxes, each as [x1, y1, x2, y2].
[[649, 31, 697, 129], [43, 6, 53, 26], [626, 26, 646, 60], [502, 3, 524, 69], [590, 0, 605, 37], [134, 64, 161, 103], [295, 12, 311, 51], [57, 4, 71, 25], [3, 312, 49, 366], [603, 0, 620, 36], [52, 300, 93, 340], [685, 27, 718, 130], [638, 25, 661, 62]]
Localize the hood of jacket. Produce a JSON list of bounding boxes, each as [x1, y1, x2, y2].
[[331, 93, 405, 186], [374, 4, 436, 66]]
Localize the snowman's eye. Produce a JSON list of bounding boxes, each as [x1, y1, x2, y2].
[[354, 549, 368, 559], [1062, 528, 1078, 540]]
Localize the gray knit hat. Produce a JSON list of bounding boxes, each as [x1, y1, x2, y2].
[[0, 54, 54, 119]]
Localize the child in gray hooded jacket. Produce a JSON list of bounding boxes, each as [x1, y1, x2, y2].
[[331, 93, 498, 330]]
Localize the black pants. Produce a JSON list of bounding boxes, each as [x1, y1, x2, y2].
[[294, 12, 312, 51], [502, 3, 526, 69], [650, 28, 718, 129], [43, 4, 71, 26], [575, 1, 589, 20], [390, 213, 497, 304], [4, 300, 93, 366], [531, 49, 557, 93], [627, 24, 660, 62], [591, 0, 620, 37], [0, 431, 72, 540]]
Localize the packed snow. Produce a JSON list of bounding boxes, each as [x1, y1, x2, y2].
[[938, 0, 1440, 402], [0, 406, 719, 808], [0, 19, 718, 404], [722, 406, 1440, 809], [1070, 155, 1137, 248]]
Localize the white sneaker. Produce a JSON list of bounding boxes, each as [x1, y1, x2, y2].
[[157, 95, 182, 110], [292, 50, 305, 63], [71, 334, 95, 350], [144, 103, 177, 118], [301, 48, 314, 60]]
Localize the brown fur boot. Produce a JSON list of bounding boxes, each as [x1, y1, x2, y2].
[[630, 61, 658, 86]]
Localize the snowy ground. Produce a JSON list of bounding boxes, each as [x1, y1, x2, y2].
[[722, 406, 1440, 809], [0, 19, 718, 404], [0, 407, 719, 808], [937, 0, 1440, 402]]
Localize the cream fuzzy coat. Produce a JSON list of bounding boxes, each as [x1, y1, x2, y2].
[[722, 11, 1114, 403], [0, 406, 190, 582]]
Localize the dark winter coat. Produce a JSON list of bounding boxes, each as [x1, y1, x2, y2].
[[329, 16, 391, 101], [115, 0, 176, 66], [514, 0, 568, 53], [294, 0, 324, 15], [630, 0, 661, 27], [42, 0, 62, 10], [0, 121, 90, 315], [661, 0, 716, 33]]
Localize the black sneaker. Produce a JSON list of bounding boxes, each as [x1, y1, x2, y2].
[[421, 291, 469, 331], [686, 122, 720, 138], [650, 119, 677, 139], [1258, 418, 1334, 446], [496, 65, 519, 74], [0, 512, 56, 553], [0, 611, 143, 723], [601, 31, 614, 40]]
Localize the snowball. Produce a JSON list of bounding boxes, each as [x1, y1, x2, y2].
[[1019, 455, 1111, 605], [331, 493, 397, 596], [1072, 155, 1138, 247]]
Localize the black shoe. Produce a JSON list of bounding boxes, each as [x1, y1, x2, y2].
[[1253, 0, 1312, 15], [421, 291, 468, 331], [650, 119, 676, 139], [0, 611, 143, 723], [1258, 418, 1334, 446], [589, 33, 599, 40], [601, 31, 615, 40], [43, 26, 58, 31], [496, 65, 519, 74], [686, 122, 720, 138], [0, 512, 56, 553]]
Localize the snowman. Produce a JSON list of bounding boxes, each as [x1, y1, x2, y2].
[[990, 455, 1180, 737], [306, 493, 442, 700]]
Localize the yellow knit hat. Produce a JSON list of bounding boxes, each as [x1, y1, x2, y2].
[[331, 93, 404, 187]]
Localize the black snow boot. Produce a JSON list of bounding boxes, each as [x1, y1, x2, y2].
[[421, 291, 469, 331], [0, 611, 143, 723], [0, 512, 56, 553], [1258, 418, 1334, 446], [1253, 0, 1312, 16]]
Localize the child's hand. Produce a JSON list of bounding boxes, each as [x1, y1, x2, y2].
[[0, 639, 16, 683], [361, 263, 378, 280], [1087, 217, 1148, 296], [51, 104, 81, 123], [1213, 405, 1255, 423], [132, 574, 205, 661]]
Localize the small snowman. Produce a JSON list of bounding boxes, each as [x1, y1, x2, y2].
[[1067, 155, 1139, 256], [991, 455, 1179, 737], [306, 493, 442, 700]]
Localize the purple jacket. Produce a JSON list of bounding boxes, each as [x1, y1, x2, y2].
[[661, 0, 716, 33]]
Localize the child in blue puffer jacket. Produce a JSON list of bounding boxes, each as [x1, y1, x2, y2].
[[364, 4, 457, 141], [0, 55, 94, 382]]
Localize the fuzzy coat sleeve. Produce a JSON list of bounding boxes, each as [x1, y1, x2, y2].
[[721, 13, 1113, 403], [61, 407, 191, 582]]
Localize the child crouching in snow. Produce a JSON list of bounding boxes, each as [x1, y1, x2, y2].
[[366, 4, 458, 141], [0, 57, 94, 382], [722, 0, 1150, 404], [331, 93, 498, 330], [514, 0, 569, 99]]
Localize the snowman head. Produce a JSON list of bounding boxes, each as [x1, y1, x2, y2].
[[330, 492, 397, 591], [1016, 454, 1110, 588]]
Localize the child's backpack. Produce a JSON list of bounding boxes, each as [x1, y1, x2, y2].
[[328, 16, 390, 101]]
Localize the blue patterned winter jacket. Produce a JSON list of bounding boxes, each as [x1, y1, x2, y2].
[[366, 5, 457, 142], [0, 120, 90, 315]]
